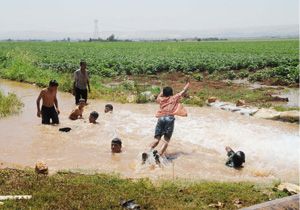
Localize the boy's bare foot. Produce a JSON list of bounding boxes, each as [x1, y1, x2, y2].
[[153, 150, 160, 164], [225, 146, 233, 153], [142, 152, 148, 164]]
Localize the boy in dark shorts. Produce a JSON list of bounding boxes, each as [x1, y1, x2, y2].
[[36, 80, 60, 124], [225, 146, 245, 168], [142, 79, 190, 164]]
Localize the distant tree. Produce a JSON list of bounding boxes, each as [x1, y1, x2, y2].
[[107, 34, 116, 42]]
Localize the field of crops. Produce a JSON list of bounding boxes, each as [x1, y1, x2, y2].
[[0, 40, 299, 84]]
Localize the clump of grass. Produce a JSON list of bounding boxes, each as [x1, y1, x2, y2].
[[0, 168, 289, 209], [273, 106, 300, 112], [182, 86, 272, 107], [0, 91, 23, 118]]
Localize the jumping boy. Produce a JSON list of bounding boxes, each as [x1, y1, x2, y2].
[[142, 79, 190, 163], [69, 98, 86, 120], [36, 80, 60, 124]]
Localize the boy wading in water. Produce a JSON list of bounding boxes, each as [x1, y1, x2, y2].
[[36, 80, 60, 124], [73, 60, 91, 105], [142, 79, 190, 164]]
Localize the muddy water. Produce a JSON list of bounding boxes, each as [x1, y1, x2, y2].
[[0, 79, 299, 183]]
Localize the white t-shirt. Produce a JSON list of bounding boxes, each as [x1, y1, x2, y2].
[[74, 69, 89, 90]]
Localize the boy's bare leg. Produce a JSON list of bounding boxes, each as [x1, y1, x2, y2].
[[150, 137, 161, 149], [225, 146, 233, 153], [158, 138, 169, 156]]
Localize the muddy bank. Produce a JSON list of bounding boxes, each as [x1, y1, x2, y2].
[[0, 79, 299, 183]]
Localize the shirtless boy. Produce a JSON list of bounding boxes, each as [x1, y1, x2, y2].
[[36, 80, 60, 124], [69, 98, 85, 120]]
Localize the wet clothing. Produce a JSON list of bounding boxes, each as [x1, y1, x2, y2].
[[74, 69, 89, 90], [156, 93, 187, 118], [74, 69, 89, 104], [154, 115, 175, 141], [75, 87, 87, 104], [41, 106, 59, 124], [226, 150, 245, 168]]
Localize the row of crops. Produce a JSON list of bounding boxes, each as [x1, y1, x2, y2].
[[0, 40, 299, 83]]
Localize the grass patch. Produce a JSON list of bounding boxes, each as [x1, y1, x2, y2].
[[273, 106, 300, 112], [183, 85, 272, 107], [0, 168, 289, 209], [0, 91, 23, 118]]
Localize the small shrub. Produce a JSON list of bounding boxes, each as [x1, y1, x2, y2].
[[192, 73, 203, 81], [225, 70, 236, 80]]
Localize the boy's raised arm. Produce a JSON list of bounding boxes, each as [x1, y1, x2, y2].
[[179, 78, 190, 96]]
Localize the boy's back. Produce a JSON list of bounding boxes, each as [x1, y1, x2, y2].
[[156, 93, 187, 117]]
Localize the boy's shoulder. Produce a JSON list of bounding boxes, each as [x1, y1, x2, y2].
[[40, 88, 48, 94]]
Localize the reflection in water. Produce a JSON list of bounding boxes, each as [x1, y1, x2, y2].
[[0, 79, 299, 183]]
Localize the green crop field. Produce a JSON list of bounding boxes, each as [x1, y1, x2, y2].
[[0, 40, 298, 105], [0, 40, 299, 83]]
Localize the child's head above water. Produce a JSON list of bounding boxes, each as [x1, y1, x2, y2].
[[111, 138, 122, 153], [89, 111, 99, 123], [105, 104, 113, 113], [163, 86, 173, 97]]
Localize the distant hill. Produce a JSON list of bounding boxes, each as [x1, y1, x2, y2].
[[0, 25, 298, 41]]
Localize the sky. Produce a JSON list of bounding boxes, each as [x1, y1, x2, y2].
[[0, 0, 298, 38]]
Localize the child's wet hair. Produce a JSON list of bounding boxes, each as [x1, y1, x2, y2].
[[49, 80, 59, 87], [163, 86, 173, 97], [111, 138, 122, 146], [105, 104, 113, 111], [90, 111, 99, 120]]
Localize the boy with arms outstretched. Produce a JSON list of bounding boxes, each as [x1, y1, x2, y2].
[[143, 79, 190, 164]]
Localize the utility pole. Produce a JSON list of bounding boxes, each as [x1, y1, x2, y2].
[[93, 19, 99, 39]]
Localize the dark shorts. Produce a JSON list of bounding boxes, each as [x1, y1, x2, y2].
[[41, 106, 59, 124], [154, 116, 175, 141], [75, 87, 88, 104]]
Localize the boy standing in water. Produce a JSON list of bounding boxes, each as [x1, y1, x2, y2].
[[143, 79, 190, 163], [73, 60, 91, 104], [36, 80, 60, 124], [69, 98, 86, 120]]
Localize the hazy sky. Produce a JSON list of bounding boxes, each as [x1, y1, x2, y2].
[[0, 0, 298, 33]]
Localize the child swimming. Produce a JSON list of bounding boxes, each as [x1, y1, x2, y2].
[[69, 98, 86, 120], [89, 111, 99, 124], [104, 104, 113, 113]]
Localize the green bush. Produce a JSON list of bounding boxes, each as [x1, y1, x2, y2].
[[238, 70, 249, 79], [225, 70, 236, 80], [192, 72, 203, 81], [0, 91, 23, 118]]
